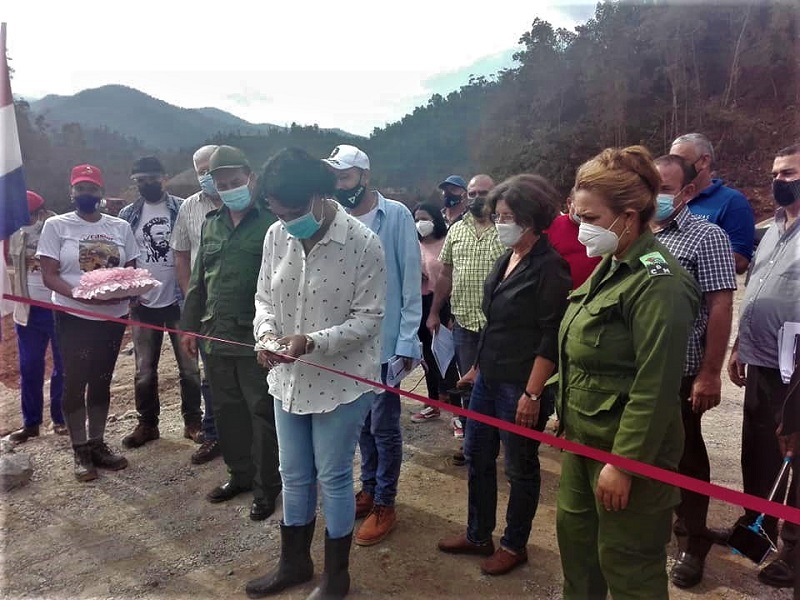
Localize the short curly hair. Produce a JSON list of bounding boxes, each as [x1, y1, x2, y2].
[[256, 147, 336, 209], [486, 174, 561, 234]]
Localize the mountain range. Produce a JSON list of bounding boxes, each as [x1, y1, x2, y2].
[[29, 85, 349, 151]]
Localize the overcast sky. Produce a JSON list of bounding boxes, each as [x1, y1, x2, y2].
[[4, 1, 595, 136]]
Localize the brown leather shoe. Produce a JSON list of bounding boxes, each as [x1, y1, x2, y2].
[[52, 423, 68, 436], [191, 439, 221, 465], [355, 505, 396, 546], [480, 547, 528, 575], [355, 490, 374, 519], [437, 532, 495, 556], [122, 423, 159, 449], [8, 426, 39, 444], [183, 421, 203, 444]]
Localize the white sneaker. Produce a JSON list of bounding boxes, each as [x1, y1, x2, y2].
[[452, 417, 464, 439]]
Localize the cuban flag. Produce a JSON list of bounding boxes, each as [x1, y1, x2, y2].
[[1, 22, 29, 320]]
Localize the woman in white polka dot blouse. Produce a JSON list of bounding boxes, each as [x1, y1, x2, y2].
[[248, 147, 387, 600]]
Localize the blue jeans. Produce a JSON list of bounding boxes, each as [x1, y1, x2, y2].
[[15, 306, 64, 428], [464, 373, 554, 552], [198, 346, 217, 441], [359, 364, 402, 506], [452, 320, 480, 380], [275, 393, 372, 538]]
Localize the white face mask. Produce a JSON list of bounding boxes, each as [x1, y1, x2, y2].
[[578, 216, 621, 257], [495, 222, 526, 247], [415, 220, 434, 237]]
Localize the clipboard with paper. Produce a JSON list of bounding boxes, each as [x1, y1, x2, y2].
[[778, 322, 800, 384]]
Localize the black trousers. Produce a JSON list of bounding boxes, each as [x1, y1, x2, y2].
[[674, 376, 714, 557], [56, 312, 126, 446], [418, 293, 459, 401], [740, 365, 797, 552]]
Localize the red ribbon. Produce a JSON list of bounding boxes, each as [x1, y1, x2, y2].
[[5, 293, 800, 525]]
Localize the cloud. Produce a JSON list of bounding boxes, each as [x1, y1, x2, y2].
[[226, 89, 274, 107]]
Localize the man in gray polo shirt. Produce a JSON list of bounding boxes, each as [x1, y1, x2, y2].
[[171, 145, 223, 465], [714, 143, 800, 589]]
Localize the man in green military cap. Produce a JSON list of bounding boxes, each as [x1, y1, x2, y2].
[[180, 145, 281, 521]]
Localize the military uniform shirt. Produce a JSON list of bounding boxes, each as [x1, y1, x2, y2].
[[181, 201, 276, 356]]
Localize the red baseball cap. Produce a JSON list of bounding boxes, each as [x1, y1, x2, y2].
[[70, 164, 105, 187], [27, 190, 44, 213]]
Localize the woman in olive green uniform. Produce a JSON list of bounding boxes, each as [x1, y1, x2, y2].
[[556, 146, 701, 600]]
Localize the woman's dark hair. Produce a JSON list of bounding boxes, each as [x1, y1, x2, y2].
[[486, 174, 561, 233], [413, 202, 447, 239], [256, 147, 336, 209]]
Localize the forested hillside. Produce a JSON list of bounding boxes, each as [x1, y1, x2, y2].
[[14, 1, 799, 216]]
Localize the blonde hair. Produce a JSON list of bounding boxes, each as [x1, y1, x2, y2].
[[574, 145, 660, 224]]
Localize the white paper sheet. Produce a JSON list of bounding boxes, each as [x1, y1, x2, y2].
[[778, 322, 800, 384], [432, 326, 455, 378], [386, 350, 422, 388]]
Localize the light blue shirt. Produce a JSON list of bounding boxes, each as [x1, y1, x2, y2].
[[359, 192, 422, 363]]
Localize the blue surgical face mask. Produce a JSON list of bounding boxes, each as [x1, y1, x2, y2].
[[198, 173, 217, 197], [218, 183, 252, 212], [655, 193, 676, 221], [284, 200, 323, 239]]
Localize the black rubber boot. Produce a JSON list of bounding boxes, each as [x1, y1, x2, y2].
[[245, 519, 316, 598], [306, 530, 353, 600]]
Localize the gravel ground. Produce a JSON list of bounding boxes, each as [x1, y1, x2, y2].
[[0, 276, 795, 599]]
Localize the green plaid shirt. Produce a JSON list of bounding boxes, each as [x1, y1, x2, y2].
[[439, 214, 505, 332]]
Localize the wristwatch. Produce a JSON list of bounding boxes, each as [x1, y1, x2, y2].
[[304, 335, 315, 354], [523, 390, 539, 401]]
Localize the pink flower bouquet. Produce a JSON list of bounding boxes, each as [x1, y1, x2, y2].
[[72, 267, 161, 300]]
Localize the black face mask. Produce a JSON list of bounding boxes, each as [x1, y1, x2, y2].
[[138, 182, 164, 203], [468, 199, 486, 218], [74, 194, 100, 213], [334, 184, 366, 209], [443, 193, 462, 208], [773, 179, 800, 207]]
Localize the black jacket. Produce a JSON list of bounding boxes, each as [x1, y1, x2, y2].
[[476, 234, 571, 384]]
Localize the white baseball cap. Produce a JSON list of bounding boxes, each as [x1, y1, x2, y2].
[[322, 144, 370, 170]]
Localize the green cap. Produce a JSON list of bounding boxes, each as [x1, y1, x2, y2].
[[208, 145, 250, 173]]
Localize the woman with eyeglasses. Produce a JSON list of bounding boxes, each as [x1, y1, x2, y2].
[[437, 174, 571, 576]]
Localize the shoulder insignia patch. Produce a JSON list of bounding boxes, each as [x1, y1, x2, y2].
[[639, 251, 672, 277]]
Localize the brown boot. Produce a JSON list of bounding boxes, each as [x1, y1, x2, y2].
[[183, 421, 203, 444], [89, 439, 128, 470], [8, 425, 39, 444], [355, 504, 396, 546], [122, 423, 159, 449], [73, 444, 98, 482], [355, 490, 374, 519]]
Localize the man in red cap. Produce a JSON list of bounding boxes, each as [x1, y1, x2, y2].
[[8, 190, 66, 442]]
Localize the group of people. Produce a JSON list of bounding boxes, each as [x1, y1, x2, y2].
[[6, 131, 800, 599]]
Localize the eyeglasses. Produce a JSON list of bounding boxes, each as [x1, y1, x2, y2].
[[467, 190, 490, 199], [490, 213, 515, 224]]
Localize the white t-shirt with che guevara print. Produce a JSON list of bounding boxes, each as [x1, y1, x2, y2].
[[36, 212, 140, 320]]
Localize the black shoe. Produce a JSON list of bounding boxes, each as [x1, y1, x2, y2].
[[207, 480, 252, 503], [707, 526, 733, 546], [758, 558, 795, 588], [88, 439, 128, 470], [73, 444, 98, 482], [245, 519, 316, 598], [307, 530, 353, 600], [191, 439, 221, 465], [452, 449, 466, 466], [251, 498, 277, 521], [670, 551, 704, 589], [8, 425, 40, 444]]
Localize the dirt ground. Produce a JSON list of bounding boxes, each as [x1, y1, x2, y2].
[[0, 277, 794, 600]]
